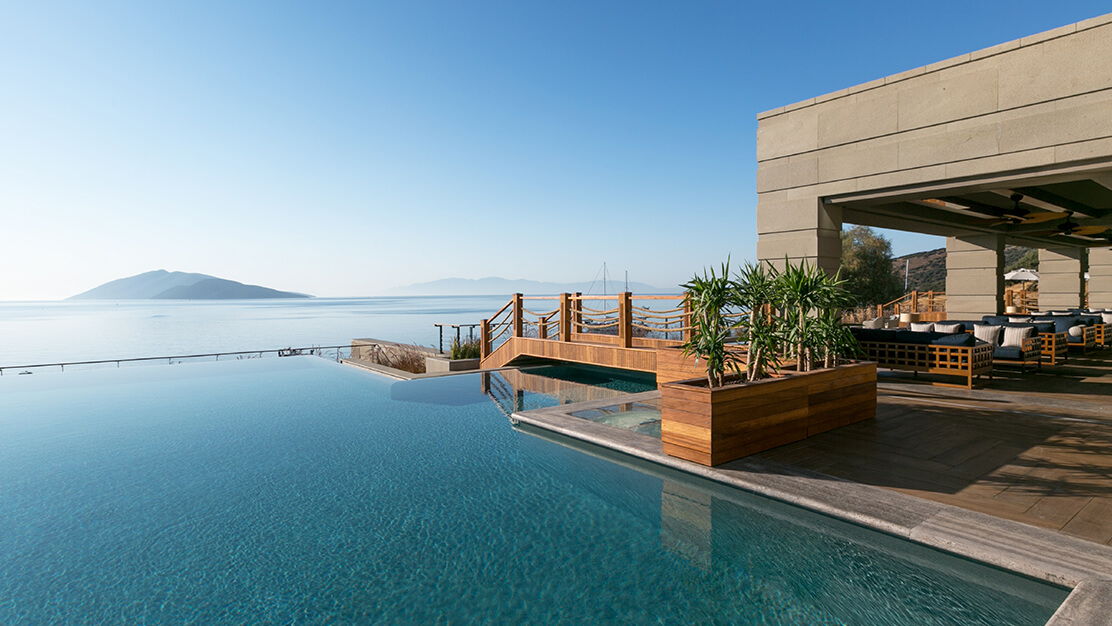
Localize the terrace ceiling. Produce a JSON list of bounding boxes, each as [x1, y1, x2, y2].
[[825, 164, 1112, 249]]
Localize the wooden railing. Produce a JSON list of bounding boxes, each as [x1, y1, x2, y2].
[[1004, 288, 1039, 313], [876, 291, 946, 319], [876, 288, 1045, 317], [480, 293, 690, 360]]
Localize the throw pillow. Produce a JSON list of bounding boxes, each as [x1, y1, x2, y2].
[[910, 322, 934, 332], [862, 318, 884, 329], [973, 324, 1002, 346], [1069, 325, 1084, 338], [1001, 326, 1033, 348], [1102, 312, 1112, 325], [934, 322, 963, 334], [1008, 317, 1031, 323]]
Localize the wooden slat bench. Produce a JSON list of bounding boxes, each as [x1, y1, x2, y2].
[[854, 339, 994, 389]]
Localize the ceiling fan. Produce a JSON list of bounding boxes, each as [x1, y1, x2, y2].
[[1002, 193, 1029, 223], [1056, 211, 1081, 234]]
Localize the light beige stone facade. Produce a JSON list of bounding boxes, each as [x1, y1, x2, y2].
[[1039, 248, 1088, 310], [1091, 248, 1112, 309], [946, 235, 1004, 319], [755, 13, 1112, 314]]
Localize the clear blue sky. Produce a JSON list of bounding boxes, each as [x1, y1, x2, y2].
[[2, 1, 1108, 299]]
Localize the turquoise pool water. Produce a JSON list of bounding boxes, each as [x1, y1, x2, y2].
[[517, 362, 658, 394], [0, 358, 1067, 623]]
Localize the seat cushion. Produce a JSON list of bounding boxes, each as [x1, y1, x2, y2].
[[993, 346, 1025, 360], [1033, 317, 1079, 334], [981, 315, 1009, 326], [931, 333, 976, 347], [974, 324, 1002, 346]]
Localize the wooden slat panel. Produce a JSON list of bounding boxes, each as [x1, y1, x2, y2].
[[662, 443, 711, 466], [661, 361, 877, 467]]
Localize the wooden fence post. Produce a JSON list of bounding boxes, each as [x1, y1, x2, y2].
[[480, 319, 490, 360], [683, 297, 692, 343], [538, 315, 548, 340], [559, 293, 571, 342], [572, 292, 582, 338], [619, 292, 633, 348], [512, 293, 523, 338], [910, 290, 919, 313]]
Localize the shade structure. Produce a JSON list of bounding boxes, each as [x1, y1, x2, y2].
[[1004, 268, 1039, 281]]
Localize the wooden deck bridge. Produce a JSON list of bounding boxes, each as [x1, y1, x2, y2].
[[479, 293, 699, 381]]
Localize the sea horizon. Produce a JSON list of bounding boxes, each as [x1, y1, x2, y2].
[[0, 296, 510, 367]]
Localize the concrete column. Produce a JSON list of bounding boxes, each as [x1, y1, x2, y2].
[[1039, 247, 1088, 311], [945, 234, 1003, 319], [1089, 248, 1112, 309], [756, 195, 841, 274]]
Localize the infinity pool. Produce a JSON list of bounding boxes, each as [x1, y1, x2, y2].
[[0, 358, 1067, 623]]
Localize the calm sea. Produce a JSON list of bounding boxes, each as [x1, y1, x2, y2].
[[0, 297, 510, 367]]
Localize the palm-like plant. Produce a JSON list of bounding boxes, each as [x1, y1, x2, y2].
[[681, 257, 860, 386], [776, 259, 829, 371], [681, 260, 743, 387], [775, 258, 856, 371], [734, 261, 782, 381]]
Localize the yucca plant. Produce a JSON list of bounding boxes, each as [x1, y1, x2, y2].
[[774, 258, 858, 370], [681, 260, 743, 388], [776, 258, 842, 371], [812, 307, 860, 368], [734, 261, 782, 381]]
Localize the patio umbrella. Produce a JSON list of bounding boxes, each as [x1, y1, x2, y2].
[[1004, 268, 1039, 281]]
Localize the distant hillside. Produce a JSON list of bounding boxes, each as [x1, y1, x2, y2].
[[70, 270, 310, 300], [384, 277, 678, 296], [892, 245, 1034, 293]]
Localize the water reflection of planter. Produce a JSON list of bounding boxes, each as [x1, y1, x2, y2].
[[660, 361, 877, 467]]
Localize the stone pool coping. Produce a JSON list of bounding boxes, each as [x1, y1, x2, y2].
[[512, 392, 1112, 626]]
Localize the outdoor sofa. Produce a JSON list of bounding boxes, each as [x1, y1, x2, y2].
[[1026, 313, 1099, 354], [1066, 309, 1112, 348], [979, 316, 1071, 365], [913, 320, 1045, 370], [849, 327, 993, 389]]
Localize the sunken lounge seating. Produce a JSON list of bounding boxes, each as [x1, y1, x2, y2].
[[850, 327, 993, 389]]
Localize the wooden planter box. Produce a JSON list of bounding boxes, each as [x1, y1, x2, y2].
[[660, 361, 877, 467], [655, 344, 749, 386]]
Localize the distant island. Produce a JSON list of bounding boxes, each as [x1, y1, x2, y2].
[[383, 277, 678, 296], [69, 270, 312, 300]]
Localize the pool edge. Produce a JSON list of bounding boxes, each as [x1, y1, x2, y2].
[[512, 397, 1112, 626]]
